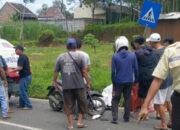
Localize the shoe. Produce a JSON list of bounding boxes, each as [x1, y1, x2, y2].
[[3, 115, 11, 119], [156, 116, 161, 120], [124, 119, 129, 122], [167, 124, 172, 128], [111, 120, 118, 124]]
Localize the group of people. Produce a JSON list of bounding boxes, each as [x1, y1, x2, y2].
[[111, 33, 180, 130], [0, 33, 180, 130], [0, 45, 32, 118]]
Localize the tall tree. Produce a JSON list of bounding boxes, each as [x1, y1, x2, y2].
[[20, 0, 35, 46], [52, 0, 70, 35], [36, 4, 48, 15]]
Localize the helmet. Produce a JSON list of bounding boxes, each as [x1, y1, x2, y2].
[[115, 36, 129, 51]]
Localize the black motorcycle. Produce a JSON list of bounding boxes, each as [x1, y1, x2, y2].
[[47, 79, 106, 116]]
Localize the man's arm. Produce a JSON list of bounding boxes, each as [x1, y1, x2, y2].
[[53, 72, 59, 89], [134, 54, 139, 83], [87, 65, 91, 72], [111, 56, 116, 84], [8, 66, 23, 73], [138, 77, 163, 123], [82, 69, 90, 90], [0, 67, 8, 87]]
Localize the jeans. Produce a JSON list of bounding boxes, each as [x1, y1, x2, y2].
[[19, 75, 32, 108], [0, 85, 7, 117], [112, 83, 132, 121]]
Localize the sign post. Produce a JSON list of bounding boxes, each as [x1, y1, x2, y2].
[[139, 1, 162, 37]]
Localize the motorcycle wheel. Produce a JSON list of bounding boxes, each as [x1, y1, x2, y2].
[[49, 91, 63, 111], [88, 96, 106, 116]]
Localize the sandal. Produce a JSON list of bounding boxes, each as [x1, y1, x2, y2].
[[77, 124, 88, 128], [67, 126, 73, 130], [154, 126, 168, 130], [3, 115, 11, 119], [22, 107, 32, 110]]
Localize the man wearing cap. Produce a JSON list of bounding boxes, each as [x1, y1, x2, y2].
[[53, 38, 90, 129], [163, 37, 174, 46], [147, 33, 173, 130], [111, 36, 138, 124], [8, 45, 32, 110], [138, 35, 180, 130]]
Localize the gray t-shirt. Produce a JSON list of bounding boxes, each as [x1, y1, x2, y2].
[[153, 47, 172, 89], [54, 51, 87, 90], [0, 59, 3, 86]]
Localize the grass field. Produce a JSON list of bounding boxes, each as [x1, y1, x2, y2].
[[25, 45, 114, 98]]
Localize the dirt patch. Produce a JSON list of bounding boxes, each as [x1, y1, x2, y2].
[[31, 53, 44, 56]]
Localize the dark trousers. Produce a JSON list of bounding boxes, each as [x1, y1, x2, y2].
[[112, 83, 132, 121], [171, 91, 180, 130]]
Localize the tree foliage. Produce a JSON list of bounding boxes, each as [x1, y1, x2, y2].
[[83, 33, 99, 54], [75, 0, 180, 24]]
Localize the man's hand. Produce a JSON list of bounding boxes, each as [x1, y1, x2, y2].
[[7, 69, 12, 74], [53, 81, 58, 89], [137, 106, 148, 124], [3, 80, 8, 87]]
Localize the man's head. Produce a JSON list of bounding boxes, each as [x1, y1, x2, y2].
[[130, 40, 136, 52], [134, 36, 145, 49], [115, 36, 129, 52], [14, 45, 24, 55], [146, 33, 161, 49], [163, 37, 174, 46], [66, 38, 77, 50], [76, 39, 82, 49]]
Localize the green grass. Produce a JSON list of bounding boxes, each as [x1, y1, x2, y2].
[[25, 45, 114, 98]]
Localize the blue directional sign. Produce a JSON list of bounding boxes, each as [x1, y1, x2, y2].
[[139, 1, 162, 28]]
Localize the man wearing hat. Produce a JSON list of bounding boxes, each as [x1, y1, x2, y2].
[[138, 38, 180, 130], [147, 33, 173, 130], [8, 45, 32, 110], [53, 38, 90, 130]]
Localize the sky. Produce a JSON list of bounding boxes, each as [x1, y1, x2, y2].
[[0, 0, 79, 14]]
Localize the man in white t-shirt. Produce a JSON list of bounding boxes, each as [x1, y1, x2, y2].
[[76, 39, 91, 71], [75, 39, 91, 120]]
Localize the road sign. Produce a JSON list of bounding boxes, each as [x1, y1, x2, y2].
[[139, 1, 162, 28]]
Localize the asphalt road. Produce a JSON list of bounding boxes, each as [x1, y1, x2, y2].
[[0, 97, 168, 130]]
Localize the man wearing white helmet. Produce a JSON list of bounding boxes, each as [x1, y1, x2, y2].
[[111, 36, 138, 124]]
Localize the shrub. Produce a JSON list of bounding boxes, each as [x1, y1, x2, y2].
[[39, 30, 54, 46], [84, 22, 144, 42], [83, 33, 99, 54]]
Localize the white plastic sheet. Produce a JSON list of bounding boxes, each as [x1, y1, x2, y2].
[[101, 84, 113, 106]]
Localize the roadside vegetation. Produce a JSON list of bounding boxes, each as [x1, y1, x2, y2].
[[25, 45, 113, 98], [0, 21, 68, 46], [0, 22, 143, 98]]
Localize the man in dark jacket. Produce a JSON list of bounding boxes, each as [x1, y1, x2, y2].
[[111, 36, 138, 124], [134, 36, 155, 120]]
